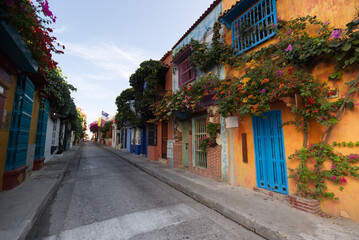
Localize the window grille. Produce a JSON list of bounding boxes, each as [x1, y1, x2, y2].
[[232, 0, 277, 54], [194, 117, 207, 168]]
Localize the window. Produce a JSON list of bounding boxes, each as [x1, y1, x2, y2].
[[233, 0, 276, 54], [193, 116, 207, 168], [148, 124, 157, 146], [177, 58, 195, 86], [173, 47, 196, 87], [221, 0, 277, 54]]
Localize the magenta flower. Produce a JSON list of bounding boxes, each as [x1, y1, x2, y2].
[[261, 89, 266, 93], [286, 44, 293, 52], [228, 91, 231, 95], [325, 22, 330, 25], [286, 29, 293, 35], [330, 29, 342, 39], [331, 176, 337, 180], [276, 70, 283, 76], [340, 177, 347, 184], [331, 165, 336, 169]]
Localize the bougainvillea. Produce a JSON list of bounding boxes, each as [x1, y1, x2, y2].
[[0, 0, 64, 71]]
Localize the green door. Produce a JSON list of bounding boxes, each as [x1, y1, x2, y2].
[[182, 120, 189, 167]]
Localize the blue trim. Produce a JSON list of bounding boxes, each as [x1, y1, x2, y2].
[[252, 110, 289, 195], [34, 100, 49, 159], [135, 145, 141, 155], [231, 0, 277, 55], [5, 76, 35, 170], [0, 21, 38, 72], [220, 0, 259, 28]]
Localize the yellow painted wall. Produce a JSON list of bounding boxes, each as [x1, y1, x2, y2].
[[29, 90, 40, 145], [222, 0, 359, 222], [0, 75, 17, 190]]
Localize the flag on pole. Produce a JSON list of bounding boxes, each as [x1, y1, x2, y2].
[[101, 111, 109, 120], [98, 111, 109, 127], [97, 117, 102, 127]]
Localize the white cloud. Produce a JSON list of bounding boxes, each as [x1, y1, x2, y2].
[[58, 41, 151, 125], [64, 42, 150, 79]]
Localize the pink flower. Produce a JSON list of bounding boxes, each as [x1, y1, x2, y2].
[[261, 89, 266, 93], [276, 70, 283, 76], [331, 165, 336, 169], [330, 29, 342, 39], [286, 44, 293, 52], [340, 177, 347, 184], [325, 22, 330, 25], [286, 29, 293, 35], [331, 176, 337, 180]]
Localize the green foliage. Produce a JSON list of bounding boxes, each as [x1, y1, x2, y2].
[[100, 121, 112, 133], [115, 88, 137, 128], [188, 21, 236, 71], [214, 60, 339, 131], [289, 143, 359, 200], [199, 122, 220, 152], [129, 60, 168, 124], [334, 140, 359, 147], [41, 69, 81, 140], [151, 74, 220, 122], [0, 0, 63, 71]]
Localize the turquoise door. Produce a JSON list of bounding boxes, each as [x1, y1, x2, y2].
[[182, 120, 189, 167], [35, 100, 49, 160], [5, 76, 35, 170], [252, 110, 288, 194]]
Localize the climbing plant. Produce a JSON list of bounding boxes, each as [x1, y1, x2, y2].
[[115, 88, 137, 128], [288, 143, 359, 200], [0, 0, 64, 71], [129, 60, 168, 124], [151, 73, 220, 122]]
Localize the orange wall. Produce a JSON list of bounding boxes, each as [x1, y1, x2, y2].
[[0, 75, 17, 190], [222, 0, 359, 222]]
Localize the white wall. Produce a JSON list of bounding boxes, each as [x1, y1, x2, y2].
[[44, 115, 60, 163]]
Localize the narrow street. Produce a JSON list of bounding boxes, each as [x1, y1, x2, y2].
[[28, 142, 262, 240]]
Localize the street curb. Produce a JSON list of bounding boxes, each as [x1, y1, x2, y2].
[[22, 146, 82, 240], [101, 145, 288, 240]]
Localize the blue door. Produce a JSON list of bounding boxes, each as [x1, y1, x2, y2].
[[5, 76, 35, 170], [34, 100, 49, 160], [252, 110, 288, 194]]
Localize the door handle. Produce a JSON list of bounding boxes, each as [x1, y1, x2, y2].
[[185, 143, 189, 149]]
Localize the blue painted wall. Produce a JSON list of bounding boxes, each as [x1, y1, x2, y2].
[[126, 127, 131, 152]]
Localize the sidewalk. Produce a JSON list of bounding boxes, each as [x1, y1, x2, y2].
[[102, 145, 359, 240], [0, 145, 82, 240]]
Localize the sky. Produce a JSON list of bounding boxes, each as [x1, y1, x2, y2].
[[49, 0, 215, 127]]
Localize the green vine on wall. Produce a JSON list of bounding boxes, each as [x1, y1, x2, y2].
[[288, 143, 359, 200], [129, 60, 168, 125]]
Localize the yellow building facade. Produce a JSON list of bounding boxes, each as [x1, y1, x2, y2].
[[221, 0, 359, 222]]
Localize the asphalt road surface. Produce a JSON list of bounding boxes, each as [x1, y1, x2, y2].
[[28, 142, 263, 240]]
